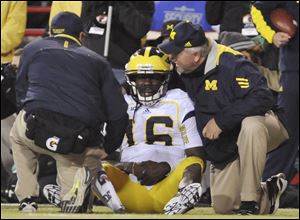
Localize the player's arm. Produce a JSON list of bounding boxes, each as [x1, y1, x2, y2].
[[185, 147, 206, 173], [251, 2, 290, 48], [178, 113, 206, 186], [181, 111, 206, 175], [251, 3, 276, 44]]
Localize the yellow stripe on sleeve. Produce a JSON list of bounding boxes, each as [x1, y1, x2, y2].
[[240, 85, 250, 88], [236, 77, 249, 82], [251, 5, 276, 44], [237, 82, 250, 86]]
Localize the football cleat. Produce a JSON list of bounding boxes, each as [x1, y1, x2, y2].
[[92, 170, 125, 213], [266, 173, 288, 214], [19, 197, 38, 212], [43, 184, 61, 207], [164, 183, 202, 215], [61, 166, 93, 213]]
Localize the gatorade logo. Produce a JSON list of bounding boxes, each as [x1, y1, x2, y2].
[[46, 136, 60, 151]]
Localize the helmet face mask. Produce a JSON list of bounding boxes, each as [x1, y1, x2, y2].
[[127, 74, 170, 106], [125, 47, 172, 106]]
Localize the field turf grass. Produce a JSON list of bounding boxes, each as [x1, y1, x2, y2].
[[1, 204, 299, 219]]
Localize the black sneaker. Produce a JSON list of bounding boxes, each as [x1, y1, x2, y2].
[[235, 201, 259, 215], [19, 197, 38, 212], [266, 173, 288, 214]]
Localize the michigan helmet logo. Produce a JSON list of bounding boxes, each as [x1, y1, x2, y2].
[[170, 30, 176, 40]]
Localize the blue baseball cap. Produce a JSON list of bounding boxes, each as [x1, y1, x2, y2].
[[50, 12, 83, 36], [158, 21, 208, 55]]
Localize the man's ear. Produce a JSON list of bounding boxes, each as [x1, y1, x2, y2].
[[79, 32, 86, 42], [193, 52, 202, 63]]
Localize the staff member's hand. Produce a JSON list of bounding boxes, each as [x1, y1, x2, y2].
[[202, 118, 222, 140]]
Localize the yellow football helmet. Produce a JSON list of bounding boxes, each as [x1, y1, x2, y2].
[[125, 47, 172, 106]]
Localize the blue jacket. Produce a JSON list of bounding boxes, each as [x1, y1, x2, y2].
[[181, 40, 277, 164], [16, 34, 128, 128]]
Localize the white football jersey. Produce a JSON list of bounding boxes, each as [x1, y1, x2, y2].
[[120, 89, 203, 170]]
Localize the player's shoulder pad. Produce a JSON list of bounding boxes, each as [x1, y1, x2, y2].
[[164, 88, 190, 102], [163, 89, 195, 111]]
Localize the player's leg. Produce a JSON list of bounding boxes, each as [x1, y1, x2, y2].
[[161, 156, 204, 214], [92, 168, 125, 213], [101, 163, 154, 213]]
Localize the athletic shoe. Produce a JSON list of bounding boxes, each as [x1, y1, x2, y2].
[[61, 166, 93, 213], [43, 184, 61, 207], [234, 201, 259, 215], [164, 183, 202, 215], [91, 170, 125, 213], [266, 173, 288, 214], [19, 197, 38, 212]]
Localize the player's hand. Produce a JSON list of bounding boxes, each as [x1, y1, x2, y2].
[[273, 32, 290, 48], [202, 118, 222, 140], [134, 161, 171, 186]]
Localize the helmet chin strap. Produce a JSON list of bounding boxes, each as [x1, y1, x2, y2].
[[127, 75, 170, 107], [136, 82, 167, 107], [137, 91, 159, 107]]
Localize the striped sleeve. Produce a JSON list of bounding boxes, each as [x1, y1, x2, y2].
[[251, 5, 276, 44]]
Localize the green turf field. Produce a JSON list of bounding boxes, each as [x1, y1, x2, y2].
[[1, 204, 299, 219]]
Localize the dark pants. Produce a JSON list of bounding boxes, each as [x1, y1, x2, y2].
[[263, 71, 299, 182]]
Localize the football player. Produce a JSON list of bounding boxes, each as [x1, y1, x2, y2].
[[94, 47, 206, 214]]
